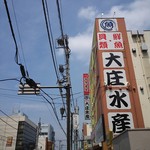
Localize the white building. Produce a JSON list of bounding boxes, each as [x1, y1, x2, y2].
[[127, 30, 150, 128], [0, 112, 37, 150], [82, 123, 92, 149], [38, 123, 55, 150]]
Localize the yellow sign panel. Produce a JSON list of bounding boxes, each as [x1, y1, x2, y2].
[[6, 136, 13, 147]]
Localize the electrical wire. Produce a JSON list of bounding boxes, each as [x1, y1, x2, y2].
[[0, 87, 17, 92], [0, 90, 66, 138], [0, 118, 18, 130], [44, 0, 59, 76], [0, 109, 18, 123], [56, 0, 64, 38], [11, 0, 29, 74], [41, 0, 59, 80], [0, 90, 65, 105], [0, 89, 67, 139], [4, 0, 68, 140], [0, 111, 42, 145], [44, 0, 67, 111], [41, 0, 66, 114], [3, 0, 20, 65], [70, 86, 75, 110], [4, 0, 30, 83], [0, 90, 66, 137], [0, 78, 20, 82], [40, 93, 66, 136]]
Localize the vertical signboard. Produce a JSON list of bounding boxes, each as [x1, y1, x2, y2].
[[96, 18, 144, 135], [83, 74, 90, 120], [83, 74, 90, 95], [73, 113, 79, 130]]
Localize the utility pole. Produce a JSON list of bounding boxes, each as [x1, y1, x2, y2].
[[57, 35, 71, 150], [35, 118, 41, 150], [73, 104, 79, 150], [64, 35, 71, 150], [59, 140, 62, 150], [66, 84, 71, 150]]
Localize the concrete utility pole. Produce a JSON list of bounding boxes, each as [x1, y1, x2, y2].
[[73, 106, 79, 150], [58, 35, 71, 150], [35, 118, 41, 150], [64, 35, 71, 150]]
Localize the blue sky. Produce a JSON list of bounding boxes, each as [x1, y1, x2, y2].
[[0, 0, 150, 148]]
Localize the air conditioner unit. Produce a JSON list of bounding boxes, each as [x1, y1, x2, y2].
[[132, 48, 136, 53], [141, 43, 148, 52], [138, 30, 144, 36], [131, 30, 138, 36]]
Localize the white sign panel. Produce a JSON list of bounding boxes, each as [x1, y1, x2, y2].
[[108, 112, 134, 134], [73, 114, 79, 130], [106, 90, 131, 109], [104, 69, 127, 86], [97, 32, 124, 50], [102, 52, 124, 68], [99, 19, 118, 31]]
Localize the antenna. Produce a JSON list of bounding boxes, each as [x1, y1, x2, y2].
[[113, 11, 116, 18], [101, 12, 104, 18], [12, 104, 20, 115]]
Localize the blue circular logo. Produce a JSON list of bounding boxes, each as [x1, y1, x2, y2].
[[100, 20, 116, 31]]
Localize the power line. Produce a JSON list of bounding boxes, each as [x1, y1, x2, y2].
[[0, 109, 18, 123], [3, 0, 68, 145], [41, 0, 60, 80], [0, 78, 20, 82], [0, 118, 18, 130], [40, 93, 66, 136], [56, 0, 64, 38], [41, 0, 67, 115], [0, 90, 66, 138], [11, 0, 29, 74], [0, 87, 17, 92], [4, 0, 20, 65], [55, 1, 72, 149], [4, 0, 30, 84], [0, 110, 41, 144]]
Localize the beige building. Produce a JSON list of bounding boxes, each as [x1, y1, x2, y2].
[[82, 123, 92, 149], [0, 113, 37, 150], [127, 30, 150, 128]]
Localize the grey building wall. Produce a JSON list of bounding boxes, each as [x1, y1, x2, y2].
[[113, 129, 150, 150]]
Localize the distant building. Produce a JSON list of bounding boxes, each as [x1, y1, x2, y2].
[[0, 112, 37, 150], [82, 123, 92, 150], [38, 124, 55, 150]]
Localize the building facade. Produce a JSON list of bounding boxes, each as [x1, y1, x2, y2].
[[82, 123, 92, 150], [89, 18, 147, 150], [0, 113, 37, 150], [38, 123, 55, 150], [127, 30, 150, 128]]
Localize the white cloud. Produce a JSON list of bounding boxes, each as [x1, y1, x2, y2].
[[70, 0, 150, 62], [67, 7, 97, 61], [78, 6, 98, 21], [20, 103, 46, 110], [69, 33, 92, 61], [106, 0, 150, 30]]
